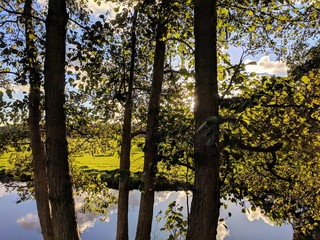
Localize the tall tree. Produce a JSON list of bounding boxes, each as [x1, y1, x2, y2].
[[116, 6, 138, 240], [135, 1, 170, 239], [24, 0, 54, 239], [44, 0, 80, 239], [187, 0, 220, 239]]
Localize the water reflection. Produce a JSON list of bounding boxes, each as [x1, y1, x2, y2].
[[217, 221, 230, 240], [17, 213, 40, 232], [246, 207, 273, 226], [0, 183, 293, 240], [0, 186, 10, 197]]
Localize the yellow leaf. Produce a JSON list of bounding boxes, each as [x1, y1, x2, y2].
[[266, 24, 272, 30], [301, 76, 310, 84]]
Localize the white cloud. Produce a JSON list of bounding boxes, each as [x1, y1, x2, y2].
[[0, 184, 10, 197], [37, 0, 47, 5], [245, 55, 288, 75], [87, 0, 123, 19], [16, 210, 98, 233], [246, 207, 274, 226], [37, 0, 122, 19], [17, 213, 41, 232], [76, 211, 97, 232], [217, 220, 230, 240]]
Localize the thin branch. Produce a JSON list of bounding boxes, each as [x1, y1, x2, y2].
[[68, 17, 87, 30], [264, 152, 292, 182], [130, 130, 146, 139], [0, 20, 19, 28], [0, 5, 45, 23], [166, 37, 195, 54], [2, 0, 15, 11], [237, 141, 283, 153], [176, 161, 195, 171], [221, 49, 248, 100], [0, 71, 20, 76]]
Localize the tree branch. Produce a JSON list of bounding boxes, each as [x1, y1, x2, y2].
[[130, 130, 146, 139], [0, 71, 19, 76], [176, 161, 195, 171], [264, 152, 292, 182], [221, 50, 246, 99], [237, 141, 283, 153], [166, 37, 195, 54], [0, 5, 45, 23]]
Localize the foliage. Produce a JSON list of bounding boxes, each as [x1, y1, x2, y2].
[[71, 162, 118, 218], [6, 152, 32, 181], [0, 0, 320, 238], [219, 52, 320, 235], [156, 201, 188, 240]]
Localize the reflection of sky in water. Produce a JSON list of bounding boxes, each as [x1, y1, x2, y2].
[[0, 183, 293, 240], [246, 207, 274, 226], [17, 213, 41, 232], [0, 185, 10, 197]]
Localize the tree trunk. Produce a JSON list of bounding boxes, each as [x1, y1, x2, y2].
[[135, 5, 168, 240], [24, 1, 54, 239], [116, 8, 138, 240], [44, 0, 81, 239], [187, 0, 220, 240]]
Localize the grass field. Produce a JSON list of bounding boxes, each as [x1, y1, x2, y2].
[[0, 152, 11, 170], [0, 150, 144, 171], [72, 151, 145, 173], [0, 147, 190, 185]]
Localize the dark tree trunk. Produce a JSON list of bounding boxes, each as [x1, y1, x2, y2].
[[135, 4, 168, 240], [187, 0, 220, 240], [24, 1, 54, 240], [44, 0, 80, 239], [116, 8, 138, 240]]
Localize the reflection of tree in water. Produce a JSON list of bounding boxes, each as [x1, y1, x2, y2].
[[0, 183, 11, 197], [0, 180, 117, 234], [0, 181, 33, 203], [15, 191, 116, 234], [16, 206, 101, 233], [1, 182, 292, 239]]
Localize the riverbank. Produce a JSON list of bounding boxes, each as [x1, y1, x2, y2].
[[0, 151, 193, 191], [0, 168, 192, 191]]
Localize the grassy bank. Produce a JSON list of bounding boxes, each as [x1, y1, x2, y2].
[[72, 151, 144, 173], [0, 150, 192, 190], [0, 152, 10, 170]]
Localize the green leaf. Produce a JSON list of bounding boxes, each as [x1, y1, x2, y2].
[[238, 86, 250, 92], [6, 89, 13, 99]]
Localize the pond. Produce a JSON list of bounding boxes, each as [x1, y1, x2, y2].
[[0, 183, 293, 240]]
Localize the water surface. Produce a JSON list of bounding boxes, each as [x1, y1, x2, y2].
[[0, 183, 293, 240]]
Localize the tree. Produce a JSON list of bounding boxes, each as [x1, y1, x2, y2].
[[116, 6, 138, 240], [135, 1, 170, 239], [24, 0, 54, 239], [44, 0, 80, 238], [187, 0, 220, 239]]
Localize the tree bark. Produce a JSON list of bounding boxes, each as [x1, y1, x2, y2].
[[24, 1, 54, 239], [135, 4, 168, 239], [44, 0, 81, 239], [116, 8, 138, 240], [187, 0, 220, 239]]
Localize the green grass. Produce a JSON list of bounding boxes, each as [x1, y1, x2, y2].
[[72, 151, 144, 172], [0, 152, 11, 170], [0, 148, 190, 185], [0, 150, 144, 172]]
